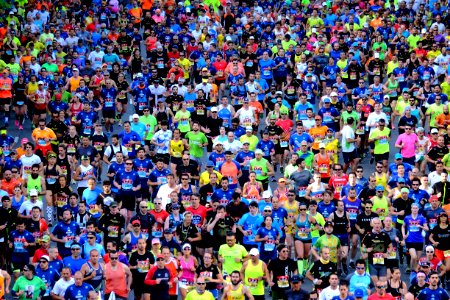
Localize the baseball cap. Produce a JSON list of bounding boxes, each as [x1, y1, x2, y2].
[[270, 114, 277, 120], [206, 161, 215, 167], [152, 238, 161, 245], [211, 107, 218, 112], [29, 189, 38, 197], [431, 128, 439, 134], [182, 243, 191, 250], [156, 254, 164, 259], [278, 178, 286, 183], [81, 155, 89, 160], [376, 185, 384, 191], [395, 153, 403, 160], [37, 81, 44, 85], [164, 228, 173, 234], [41, 235, 50, 243], [132, 114, 139, 119], [354, 289, 364, 298], [249, 248, 260, 256], [319, 143, 326, 149], [330, 92, 338, 97], [401, 187, 410, 193], [40, 255, 50, 262], [245, 126, 253, 132], [110, 201, 119, 208], [255, 149, 264, 155], [264, 205, 272, 211], [291, 275, 304, 283], [324, 221, 334, 228], [55, 94, 62, 100], [21, 138, 29, 144], [131, 219, 141, 225], [398, 178, 405, 183], [323, 98, 331, 103]]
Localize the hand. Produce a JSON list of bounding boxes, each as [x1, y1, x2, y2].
[[16, 290, 24, 296], [269, 281, 275, 287], [156, 278, 162, 284], [316, 280, 322, 285], [234, 257, 242, 263]]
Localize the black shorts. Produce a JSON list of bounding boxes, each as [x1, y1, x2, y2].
[[336, 234, 349, 246], [406, 242, 423, 251], [103, 110, 116, 119], [170, 156, 182, 166], [386, 258, 399, 269], [120, 193, 137, 210], [374, 152, 389, 162], [275, 143, 289, 155], [34, 108, 46, 115], [0, 98, 11, 106], [117, 97, 128, 105], [343, 149, 358, 164]]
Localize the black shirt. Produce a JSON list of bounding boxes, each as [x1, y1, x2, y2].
[[129, 250, 155, 281], [356, 212, 379, 235], [226, 201, 249, 223], [308, 259, 337, 289], [427, 145, 448, 161], [196, 264, 221, 291], [361, 231, 392, 265], [268, 258, 298, 292], [204, 117, 223, 138]]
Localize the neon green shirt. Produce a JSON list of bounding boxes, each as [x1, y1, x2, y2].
[[313, 234, 341, 263], [369, 127, 391, 154], [426, 103, 444, 127], [12, 276, 46, 300], [139, 114, 158, 140], [240, 135, 259, 151], [185, 131, 207, 158], [175, 110, 191, 133], [218, 243, 248, 275]]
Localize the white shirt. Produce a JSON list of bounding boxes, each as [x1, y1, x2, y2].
[[20, 154, 42, 179], [52, 277, 75, 297], [152, 129, 173, 153], [428, 171, 450, 187], [103, 144, 129, 162], [366, 111, 387, 134], [319, 285, 340, 300], [156, 184, 177, 208], [88, 50, 105, 70], [19, 200, 43, 217], [341, 124, 356, 152], [223, 139, 243, 154]]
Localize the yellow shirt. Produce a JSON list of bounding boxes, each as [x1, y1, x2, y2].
[[324, 138, 339, 164], [239, 135, 259, 151], [177, 58, 192, 79], [441, 81, 450, 98], [199, 170, 222, 186], [372, 196, 389, 220]]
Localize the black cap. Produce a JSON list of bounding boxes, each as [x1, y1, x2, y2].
[[291, 275, 304, 283], [164, 228, 173, 234], [110, 201, 119, 208], [324, 221, 334, 227], [224, 150, 233, 155]]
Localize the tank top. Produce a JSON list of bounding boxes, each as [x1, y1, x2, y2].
[[310, 182, 326, 201], [316, 154, 331, 178], [70, 102, 83, 118], [45, 164, 59, 187], [35, 90, 48, 110], [105, 262, 128, 297], [387, 80, 399, 97], [386, 279, 403, 300], [295, 214, 312, 240], [179, 185, 193, 209], [238, 108, 255, 127], [245, 182, 261, 201], [179, 255, 195, 284], [244, 260, 264, 296], [27, 175, 43, 194], [375, 172, 388, 190], [218, 105, 232, 128], [332, 211, 349, 235], [69, 76, 81, 92], [170, 139, 183, 157], [78, 165, 94, 188], [275, 187, 288, 204], [57, 156, 72, 181], [155, 108, 169, 123], [250, 159, 268, 181], [0, 269, 4, 299], [85, 261, 104, 291], [227, 284, 245, 300], [126, 231, 144, 253]]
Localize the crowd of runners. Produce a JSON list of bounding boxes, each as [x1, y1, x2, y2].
[[1, 0, 450, 299]]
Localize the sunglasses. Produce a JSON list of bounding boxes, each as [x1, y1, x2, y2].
[[376, 285, 386, 289], [110, 257, 118, 260], [133, 224, 141, 227], [264, 210, 272, 212], [197, 282, 206, 285], [39, 260, 48, 263], [183, 247, 191, 250], [299, 208, 307, 211], [157, 258, 164, 261], [88, 236, 95, 239]]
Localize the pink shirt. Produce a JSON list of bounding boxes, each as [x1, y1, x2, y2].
[[396, 132, 418, 158]]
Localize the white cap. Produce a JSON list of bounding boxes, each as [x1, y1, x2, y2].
[[421, 28, 427, 34], [245, 126, 253, 132], [29, 189, 38, 197], [425, 245, 435, 252], [330, 92, 338, 97], [226, 36, 232, 41], [262, 190, 271, 198], [384, 95, 390, 99], [37, 81, 44, 85], [249, 248, 260, 256], [255, 149, 264, 155], [319, 142, 326, 148], [136, 73, 143, 78], [40, 255, 50, 261], [132, 113, 140, 119], [431, 128, 439, 134], [264, 205, 272, 211], [210, 107, 218, 112], [374, 52, 380, 58]]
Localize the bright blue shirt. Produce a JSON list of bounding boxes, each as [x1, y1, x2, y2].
[[64, 282, 94, 300]]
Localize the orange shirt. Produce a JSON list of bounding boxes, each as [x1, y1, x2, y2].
[[315, 153, 332, 178], [141, 0, 154, 10], [249, 101, 263, 122], [16, 146, 26, 159], [32, 128, 57, 147], [1, 178, 20, 196], [220, 161, 240, 185], [309, 125, 328, 150], [0, 77, 13, 98], [435, 113, 450, 129]]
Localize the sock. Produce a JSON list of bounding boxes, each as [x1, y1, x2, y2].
[[46, 206, 54, 224], [342, 258, 348, 273], [303, 258, 309, 271], [297, 259, 304, 275]]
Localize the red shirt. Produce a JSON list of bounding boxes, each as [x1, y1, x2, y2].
[[329, 174, 349, 199], [186, 205, 207, 227], [150, 209, 169, 234], [212, 60, 227, 80], [368, 293, 395, 300]]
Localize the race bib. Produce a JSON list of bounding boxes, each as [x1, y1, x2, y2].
[[373, 252, 384, 264], [108, 226, 119, 238], [277, 275, 289, 288]]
